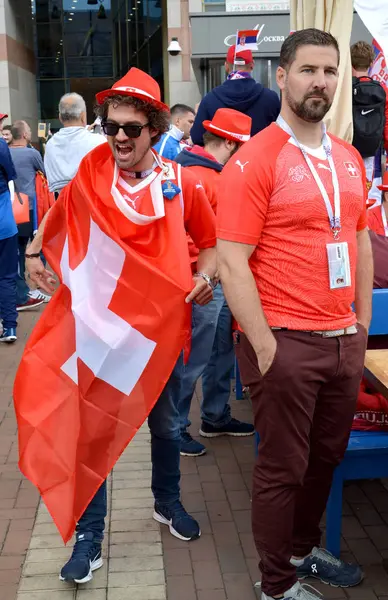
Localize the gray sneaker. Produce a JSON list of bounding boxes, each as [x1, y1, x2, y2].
[[262, 581, 324, 599]]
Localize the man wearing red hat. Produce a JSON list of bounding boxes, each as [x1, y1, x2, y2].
[[18, 67, 217, 584], [176, 108, 254, 456], [368, 170, 388, 236], [191, 44, 280, 146]]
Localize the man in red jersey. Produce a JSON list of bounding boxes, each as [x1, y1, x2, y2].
[[217, 28, 373, 600]]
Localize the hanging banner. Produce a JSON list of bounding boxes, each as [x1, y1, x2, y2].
[[354, 0, 388, 66]]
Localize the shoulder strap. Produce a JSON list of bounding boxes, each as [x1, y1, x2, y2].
[[12, 180, 24, 205], [176, 163, 184, 214]]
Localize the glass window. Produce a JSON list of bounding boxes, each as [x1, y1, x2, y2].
[[36, 23, 63, 57], [39, 80, 66, 121], [34, 0, 163, 122]]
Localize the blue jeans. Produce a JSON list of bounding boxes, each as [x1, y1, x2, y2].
[[78, 355, 184, 538], [0, 234, 18, 330], [178, 284, 234, 431]]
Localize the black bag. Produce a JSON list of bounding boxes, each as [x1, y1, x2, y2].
[[352, 76, 386, 158]]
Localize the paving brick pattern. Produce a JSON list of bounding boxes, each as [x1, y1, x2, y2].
[[3, 308, 388, 599], [0, 311, 42, 600]]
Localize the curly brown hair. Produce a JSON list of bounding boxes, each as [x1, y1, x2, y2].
[[95, 95, 171, 145]]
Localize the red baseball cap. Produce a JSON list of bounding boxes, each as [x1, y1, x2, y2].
[[96, 67, 169, 113], [226, 45, 253, 66], [203, 108, 251, 143], [377, 170, 388, 192], [0, 113, 8, 120]]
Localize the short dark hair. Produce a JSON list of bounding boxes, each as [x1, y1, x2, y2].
[[170, 104, 195, 118], [11, 120, 27, 141], [96, 95, 170, 145], [2, 125, 12, 132], [203, 131, 227, 147], [279, 28, 340, 70], [350, 41, 374, 71]]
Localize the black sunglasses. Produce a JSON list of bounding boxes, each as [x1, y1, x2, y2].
[[101, 121, 149, 138]]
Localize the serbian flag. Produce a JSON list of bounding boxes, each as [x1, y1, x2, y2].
[[235, 29, 259, 53], [369, 39, 388, 87], [14, 143, 192, 543]]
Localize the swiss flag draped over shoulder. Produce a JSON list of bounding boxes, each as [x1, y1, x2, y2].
[[14, 144, 192, 543]]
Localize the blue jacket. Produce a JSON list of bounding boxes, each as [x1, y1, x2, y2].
[[153, 125, 185, 160], [0, 139, 17, 241], [191, 77, 280, 146]]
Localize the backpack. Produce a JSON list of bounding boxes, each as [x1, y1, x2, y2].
[[352, 76, 386, 158]]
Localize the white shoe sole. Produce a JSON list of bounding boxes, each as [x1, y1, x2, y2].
[[17, 300, 44, 312], [59, 556, 103, 584], [0, 336, 17, 343], [199, 429, 255, 438], [153, 510, 201, 541], [298, 572, 364, 588], [180, 448, 207, 457]]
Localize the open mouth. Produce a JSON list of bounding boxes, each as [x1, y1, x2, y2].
[[116, 144, 134, 160]]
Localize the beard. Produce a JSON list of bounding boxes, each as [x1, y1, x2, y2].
[[285, 87, 332, 123]]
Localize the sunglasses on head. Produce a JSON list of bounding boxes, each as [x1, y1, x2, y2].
[[101, 121, 149, 138]]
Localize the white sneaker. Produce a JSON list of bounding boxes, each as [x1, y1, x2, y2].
[[29, 289, 51, 303], [262, 581, 324, 600]]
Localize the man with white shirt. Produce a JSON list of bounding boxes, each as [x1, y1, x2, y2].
[[44, 93, 106, 195]]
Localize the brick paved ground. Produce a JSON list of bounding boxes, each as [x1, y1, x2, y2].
[[3, 308, 388, 599], [0, 309, 43, 600]]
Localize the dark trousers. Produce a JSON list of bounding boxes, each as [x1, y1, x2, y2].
[[238, 327, 367, 597], [18, 235, 29, 280], [0, 234, 18, 330], [77, 354, 184, 540], [16, 235, 31, 306]]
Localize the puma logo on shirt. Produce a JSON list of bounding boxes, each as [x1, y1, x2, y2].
[[236, 160, 249, 172]]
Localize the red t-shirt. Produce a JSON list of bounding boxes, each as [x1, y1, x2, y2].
[[217, 123, 367, 331], [181, 147, 221, 268], [368, 204, 386, 237]]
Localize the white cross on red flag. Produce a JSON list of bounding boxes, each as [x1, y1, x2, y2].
[[13, 144, 192, 543]]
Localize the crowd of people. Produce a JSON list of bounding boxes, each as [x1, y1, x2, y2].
[[2, 26, 388, 600]]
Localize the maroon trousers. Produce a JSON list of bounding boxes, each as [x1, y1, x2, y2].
[[238, 327, 367, 596]]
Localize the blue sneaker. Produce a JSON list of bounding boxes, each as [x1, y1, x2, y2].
[[60, 531, 103, 583], [153, 500, 201, 541], [200, 417, 254, 438], [295, 547, 363, 587], [0, 328, 17, 343], [180, 431, 207, 457]]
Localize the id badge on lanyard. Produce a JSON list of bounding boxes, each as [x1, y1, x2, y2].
[[276, 116, 351, 290]]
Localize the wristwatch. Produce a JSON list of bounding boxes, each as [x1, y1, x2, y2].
[[25, 253, 41, 259], [195, 272, 212, 287]]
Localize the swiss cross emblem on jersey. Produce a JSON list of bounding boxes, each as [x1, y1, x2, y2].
[[344, 162, 360, 178]]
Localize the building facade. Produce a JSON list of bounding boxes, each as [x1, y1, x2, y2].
[[167, 0, 372, 105], [0, 0, 164, 137], [0, 0, 373, 136]]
